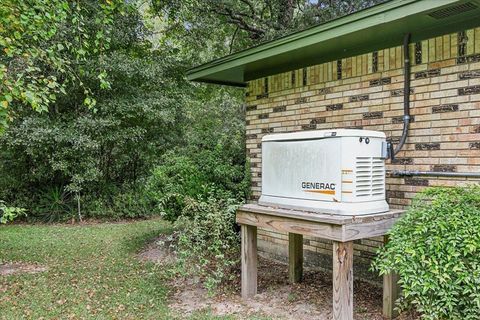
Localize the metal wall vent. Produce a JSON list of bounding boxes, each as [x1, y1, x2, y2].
[[427, 2, 478, 19]]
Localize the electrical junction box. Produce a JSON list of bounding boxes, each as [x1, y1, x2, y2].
[[258, 129, 389, 215]]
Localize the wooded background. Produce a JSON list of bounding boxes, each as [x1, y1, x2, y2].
[[0, 0, 384, 221]]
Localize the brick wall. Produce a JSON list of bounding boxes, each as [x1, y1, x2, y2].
[[244, 28, 480, 282]]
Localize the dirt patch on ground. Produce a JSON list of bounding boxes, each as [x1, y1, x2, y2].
[[137, 235, 176, 265], [0, 263, 48, 276], [168, 259, 405, 320], [139, 238, 418, 319]]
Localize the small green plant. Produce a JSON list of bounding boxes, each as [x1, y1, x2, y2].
[[0, 200, 26, 224], [34, 186, 74, 222], [172, 194, 241, 293], [372, 185, 480, 320]]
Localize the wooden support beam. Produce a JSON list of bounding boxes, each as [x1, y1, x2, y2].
[[237, 211, 344, 241], [383, 235, 401, 319], [383, 272, 401, 319], [241, 224, 257, 299], [288, 233, 303, 283], [236, 206, 404, 242], [332, 241, 354, 320]]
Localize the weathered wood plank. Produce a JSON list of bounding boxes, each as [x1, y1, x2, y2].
[[383, 272, 401, 319], [342, 217, 399, 241], [240, 206, 351, 224], [238, 203, 404, 225], [333, 241, 354, 320], [241, 224, 257, 299], [435, 36, 443, 61], [428, 38, 436, 62], [383, 235, 401, 319], [475, 27, 480, 54], [237, 208, 403, 241], [237, 211, 344, 241], [288, 233, 303, 283], [450, 33, 458, 58]]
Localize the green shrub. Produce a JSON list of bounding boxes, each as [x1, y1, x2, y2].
[[146, 153, 211, 221], [173, 194, 241, 292], [373, 186, 480, 319], [146, 144, 249, 223], [145, 84, 248, 222], [85, 185, 158, 220], [0, 200, 26, 224], [31, 186, 75, 222]]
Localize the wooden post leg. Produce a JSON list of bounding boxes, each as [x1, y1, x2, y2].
[[332, 241, 354, 320], [241, 224, 257, 299], [383, 235, 401, 319], [288, 233, 303, 283]]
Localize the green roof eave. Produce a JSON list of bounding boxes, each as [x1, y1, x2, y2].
[[187, 0, 480, 86]]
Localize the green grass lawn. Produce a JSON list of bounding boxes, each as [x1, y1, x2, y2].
[[0, 219, 187, 319]]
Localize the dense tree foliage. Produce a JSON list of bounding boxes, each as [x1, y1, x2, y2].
[[0, 0, 247, 221], [0, 0, 383, 223], [0, 0, 123, 133], [151, 0, 385, 59], [1, 1, 181, 219], [146, 88, 249, 222]]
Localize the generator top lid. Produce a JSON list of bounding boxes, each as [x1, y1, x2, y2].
[[262, 129, 386, 142], [187, 0, 480, 87]]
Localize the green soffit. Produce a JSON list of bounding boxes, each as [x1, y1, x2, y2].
[[187, 0, 480, 87]]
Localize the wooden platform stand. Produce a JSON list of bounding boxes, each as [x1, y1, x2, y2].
[[237, 204, 404, 320]]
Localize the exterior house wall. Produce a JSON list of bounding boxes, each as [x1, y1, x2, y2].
[[244, 28, 480, 282]]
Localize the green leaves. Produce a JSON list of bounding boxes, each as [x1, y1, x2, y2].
[[0, 200, 26, 224], [372, 185, 480, 319], [97, 70, 111, 90], [173, 196, 241, 293], [0, 9, 192, 221], [0, 0, 123, 133]]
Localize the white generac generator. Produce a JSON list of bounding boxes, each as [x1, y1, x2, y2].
[[258, 129, 389, 215]]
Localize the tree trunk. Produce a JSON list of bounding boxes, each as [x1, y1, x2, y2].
[[276, 0, 295, 29]]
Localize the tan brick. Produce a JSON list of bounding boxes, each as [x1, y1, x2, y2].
[[245, 28, 480, 273]]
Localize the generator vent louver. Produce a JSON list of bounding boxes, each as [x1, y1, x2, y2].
[[427, 2, 477, 19], [355, 157, 385, 198]]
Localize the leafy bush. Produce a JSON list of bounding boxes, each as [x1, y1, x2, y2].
[[0, 200, 26, 224], [146, 89, 249, 222], [32, 186, 75, 222], [373, 186, 480, 319], [145, 89, 248, 291], [84, 184, 158, 220], [146, 150, 248, 222], [146, 153, 210, 221], [173, 195, 241, 292]]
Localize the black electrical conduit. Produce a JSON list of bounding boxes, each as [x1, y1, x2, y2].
[[388, 170, 480, 178], [393, 33, 412, 156], [388, 33, 480, 179]]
